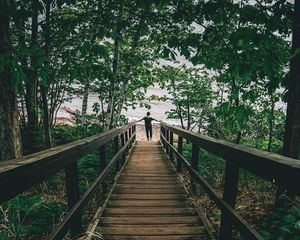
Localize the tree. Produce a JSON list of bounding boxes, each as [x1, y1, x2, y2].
[[159, 66, 214, 131], [283, 0, 300, 159], [0, 0, 22, 160]]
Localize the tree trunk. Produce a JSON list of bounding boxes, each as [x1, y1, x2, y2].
[[81, 80, 90, 125], [0, 0, 22, 160], [283, 0, 300, 159], [24, 0, 39, 152], [41, 0, 52, 148], [113, 3, 151, 126], [276, 1, 300, 207], [104, 1, 124, 130], [234, 89, 242, 144], [267, 93, 275, 152], [187, 102, 191, 130]]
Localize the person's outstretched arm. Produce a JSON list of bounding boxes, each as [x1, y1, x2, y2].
[[152, 117, 159, 122], [137, 117, 144, 122]]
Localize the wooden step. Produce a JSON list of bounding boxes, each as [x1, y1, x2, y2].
[[120, 176, 178, 180], [107, 200, 189, 207], [100, 236, 207, 240], [118, 179, 178, 184], [99, 226, 206, 235], [115, 184, 180, 189], [100, 216, 200, 225], [114, 188, 185, 194], [110, 194, 186, 200], [103, 207, 196, 216], [121, 173, 177, 177]]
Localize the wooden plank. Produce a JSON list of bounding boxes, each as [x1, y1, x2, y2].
[[103, 207, 196, 216], [100, 216, 200, 225], [119, 176, 178, 180], [120, 173, 177, 177], [114, 188, 185, 194], [101, 236, 206, 240], [115, 184, 179, 189], [117, 180, 178, 184], [107, 200, 188, 207], [110, 194, 186, 200], [99, 226, 206, 235]]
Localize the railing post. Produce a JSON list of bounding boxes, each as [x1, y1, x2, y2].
[[99, 144, 107, 193], [129, 127, 132, 148], [160, 125, 163, 143], [132, 125, 136, 142], [120, 133, 126, 165], [177, 136, 183, 172], [65, 162, 82, 238], [125, 130, 129, 154], [161, 126, 166, 149], [219, 160, 240, 240], [166, 129, 170, 156], [169, 131, 174, 162], [191, 143, 199, 194], [114, 136, 120, 171]]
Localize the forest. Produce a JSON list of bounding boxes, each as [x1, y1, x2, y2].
[[0, 0, 299, 239]]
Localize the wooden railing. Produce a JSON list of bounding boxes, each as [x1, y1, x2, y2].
[[160, 121, 300, 240], [0, 122, 136, 240]]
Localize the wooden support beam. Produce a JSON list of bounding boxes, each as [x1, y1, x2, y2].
[[220, 160, 240, 240], [125, 130, 129, 155], [166, 129, 170, 155], [65, 162, 82, 238], [191, 143, 199, 194], [99, 144, 108, 194], [170, 132, 174, 162], [177, 136, 183, 172], [120, 133, 126, 165], [114, 136, 120, 171]]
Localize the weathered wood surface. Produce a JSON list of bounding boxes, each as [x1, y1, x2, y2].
[[161, 123, 300, 196], [0, 123, 135, 204], [92, 141, 209, 239]]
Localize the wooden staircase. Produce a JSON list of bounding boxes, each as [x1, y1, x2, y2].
[[89, 141, 209, 240]]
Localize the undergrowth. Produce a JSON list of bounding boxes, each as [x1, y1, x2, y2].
[[181, 142, 300, 240], [0, 124, 117, 240]]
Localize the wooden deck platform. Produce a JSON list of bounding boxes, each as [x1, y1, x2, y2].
[[87, 141, 210, 240]]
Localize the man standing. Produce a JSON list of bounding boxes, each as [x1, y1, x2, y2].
[[138, 112, 158, 140]]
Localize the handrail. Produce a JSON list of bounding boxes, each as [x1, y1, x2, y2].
[[0, 122, 137, 239], [160, 121, 300, 240], [161, 122, 300, 195]]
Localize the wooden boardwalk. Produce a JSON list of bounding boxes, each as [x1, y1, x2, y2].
[[89, 141, 209, 240]]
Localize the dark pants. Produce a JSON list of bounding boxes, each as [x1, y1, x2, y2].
[[145, 125, 152, 140]]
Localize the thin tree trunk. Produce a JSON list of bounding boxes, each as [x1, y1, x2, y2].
[[177, 105, 185, 129], [0, 0, 22, 160], [24, 0, 39, 152], [81, 80, 90, 125], [114, 3, 151, 126], [104, 1, 124, 130], [41, 0, 52, 148], [234, 88, 242, 144], [267, 93, 275, 152], [187, 102, 191, 130]]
